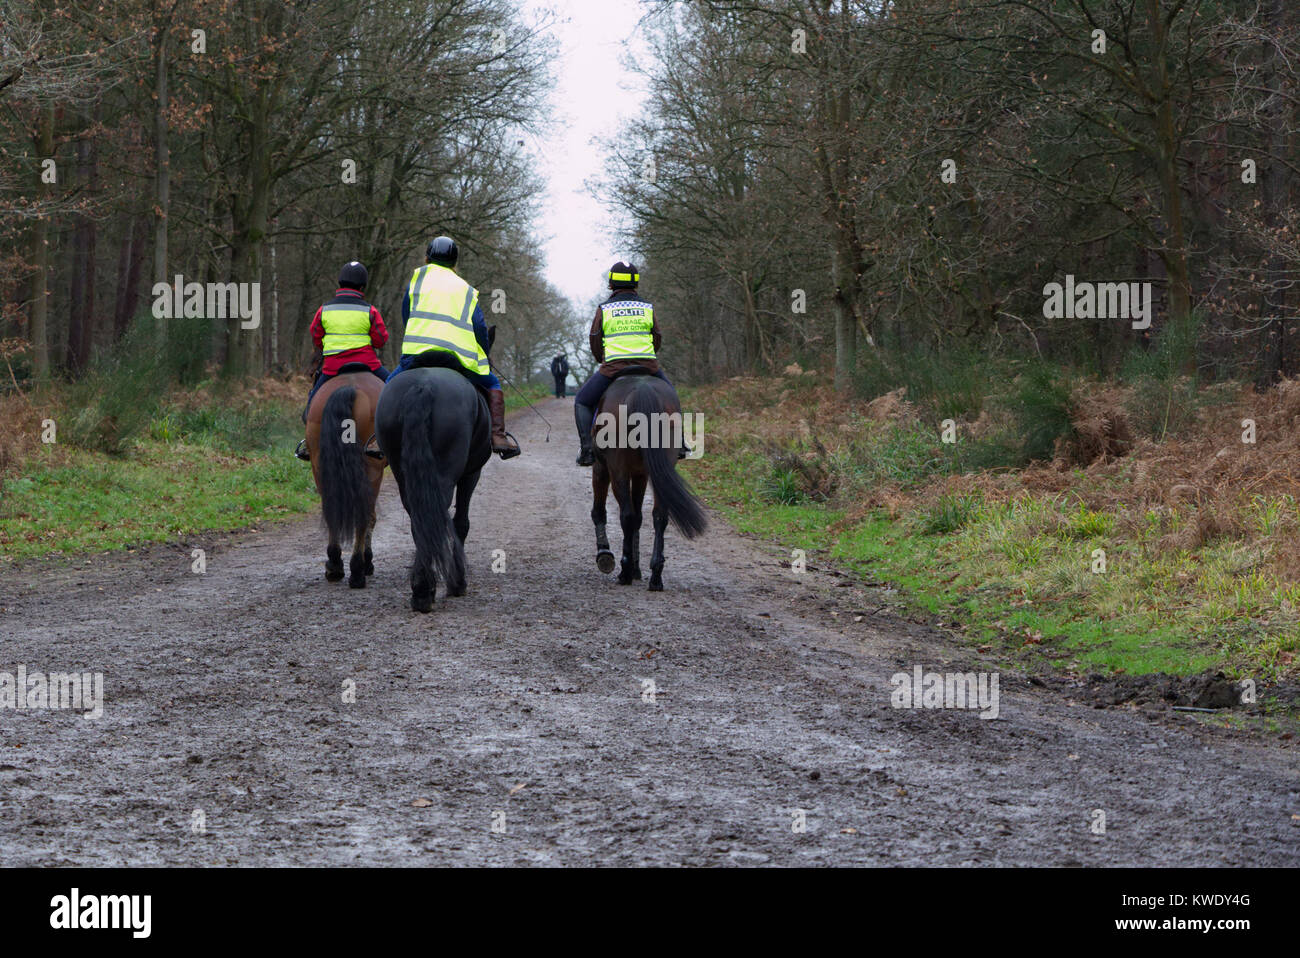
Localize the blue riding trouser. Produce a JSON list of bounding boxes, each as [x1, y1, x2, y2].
[[386, 352, 500, 390]]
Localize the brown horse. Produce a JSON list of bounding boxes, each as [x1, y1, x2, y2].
[[590, 371, 706, 590], [305, 367, 387, 587]]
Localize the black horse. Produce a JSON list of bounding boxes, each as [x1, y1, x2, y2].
[[591, 371, 707, 590], [375, 363, 490, 612]]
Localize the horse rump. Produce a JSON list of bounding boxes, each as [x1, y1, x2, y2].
[[399, 410, 462, 587], [318, 385, 370, 547], [628, 379, 707, 538], [376, 372, 472, 611]]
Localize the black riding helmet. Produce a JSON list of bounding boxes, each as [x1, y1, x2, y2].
[[427, 236, 458, 268], [338, 260, 368, 290], [608, 261, 639, 290]]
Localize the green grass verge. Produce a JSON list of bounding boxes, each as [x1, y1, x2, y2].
[[1, 396, 316, 561], [502, 379, 554, 413], [683, 393, 1298, 684]]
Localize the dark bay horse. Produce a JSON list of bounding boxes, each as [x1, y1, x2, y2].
[[305, 369, 387, 587], [591, 371, 706, 590], [375, 363, 490, 612]]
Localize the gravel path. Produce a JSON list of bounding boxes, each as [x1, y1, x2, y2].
[[2, 398, 1297, 865]]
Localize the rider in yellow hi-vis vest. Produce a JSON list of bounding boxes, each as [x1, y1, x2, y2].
[[387, 236, 519, 459], [572, 261, 679, 466]]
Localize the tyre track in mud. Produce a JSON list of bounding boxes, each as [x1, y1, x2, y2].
[[0, 397, 1297, 865]]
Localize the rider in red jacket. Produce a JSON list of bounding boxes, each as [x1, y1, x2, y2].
[[295, 261, 389, 460]]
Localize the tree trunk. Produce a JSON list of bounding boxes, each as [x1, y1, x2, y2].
[[66, 132, 98, 376], [113, 211, 149, 341], [28, 104, 55, 381], [269, 225, 279, 369], [153, 11, 171, 346], [1146, 0, 1193, 371], [1256, 0, 1290, 389]]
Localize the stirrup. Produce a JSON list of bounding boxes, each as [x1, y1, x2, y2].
[[363, 433, 385, 460], [493, 431, 521, 460], [295, 439, 311, 461]]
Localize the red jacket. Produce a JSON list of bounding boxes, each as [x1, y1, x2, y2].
[[310, 288, 388, 375]]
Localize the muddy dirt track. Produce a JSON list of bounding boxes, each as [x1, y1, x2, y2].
[[1, 398, 1298, 866]]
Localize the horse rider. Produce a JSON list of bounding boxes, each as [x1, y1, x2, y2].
[[550, 352, 569, 398], [296, 260, 389, 460], [386, 236, 520, 459], [573, 261, 681, 466]]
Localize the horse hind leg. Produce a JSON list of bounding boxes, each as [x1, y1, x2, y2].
[[648, 500, 668, 592], [325, 540, 344, 582], [447, 472, 478, 597], [452, 470, 478, 545], [617, 475, 644, 585], [348, 521, 368, 588], [349, 469, 377, 588], [448, 472, 475, 596], [364, 472, 380, 577], [410, 559, 434, 613], [446, 538, 468, 598], [592, 461, 615, 573]]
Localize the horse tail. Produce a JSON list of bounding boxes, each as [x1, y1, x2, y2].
[[319, 385, 370, 546], [399, 396, 459, 585], [630, 381, 707, 539]]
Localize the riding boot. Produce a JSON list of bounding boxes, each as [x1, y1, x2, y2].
[[574, 402, 595, 466], [488, 388, 521, 459]]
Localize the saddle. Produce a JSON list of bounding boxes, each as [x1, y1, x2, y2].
[[409, 350, 490, 403], [337, 361, 375, 375], [608, 364, 656, 381]]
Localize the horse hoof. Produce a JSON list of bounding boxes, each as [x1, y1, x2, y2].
[[596, 551, 616, 574], [617, 573, 634, 585], [364, 562, 375, 576], [411, 594, 433, 613], [349, 576, 366, 589], [648, 578, 663, 592], [448, 583, 466, 597], [325, 567, 344, 582]]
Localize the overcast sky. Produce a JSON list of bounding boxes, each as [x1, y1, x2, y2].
[[521, 0, 651, 319]]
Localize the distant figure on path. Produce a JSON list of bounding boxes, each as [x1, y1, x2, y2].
[[551, 352, 570, 397]]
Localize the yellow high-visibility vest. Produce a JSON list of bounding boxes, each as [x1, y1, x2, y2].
[[401, 264, 488, 375], [320, 303, 373, 356], [601, 300, 655, 361]]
